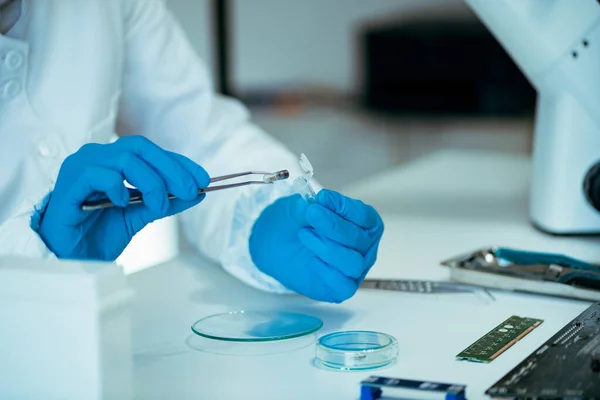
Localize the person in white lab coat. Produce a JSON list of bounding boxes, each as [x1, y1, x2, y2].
[[0, 0, 384, 303]]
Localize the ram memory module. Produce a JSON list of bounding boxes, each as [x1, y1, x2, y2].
[[456, 315, 543, 363]]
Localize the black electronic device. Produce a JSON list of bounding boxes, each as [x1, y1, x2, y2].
[[360, 19, 536, 117], [487, 302, 600, 399]]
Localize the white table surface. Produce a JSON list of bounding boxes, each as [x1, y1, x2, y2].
[[130, 150, 600, 400]]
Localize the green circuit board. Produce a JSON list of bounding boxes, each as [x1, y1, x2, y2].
[[456, 315, 543, 363]]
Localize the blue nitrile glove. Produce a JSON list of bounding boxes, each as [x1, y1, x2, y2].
[[36, 136, 209, 261], [249, 189, 384, 303]]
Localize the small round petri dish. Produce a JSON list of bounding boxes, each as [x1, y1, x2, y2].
[[315, 330, 398, 371], [191, 310, 323, 342]]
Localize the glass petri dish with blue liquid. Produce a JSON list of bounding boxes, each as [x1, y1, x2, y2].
[[191, 310, 323, 342], [315, 330, 398, 371]]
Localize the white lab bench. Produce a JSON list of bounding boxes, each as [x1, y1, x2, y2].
[[130, 150, 600, 400]]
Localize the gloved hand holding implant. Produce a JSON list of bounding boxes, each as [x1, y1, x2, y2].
[[36, 142, 384, 303]]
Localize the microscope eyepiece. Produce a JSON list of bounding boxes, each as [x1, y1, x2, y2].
[[583, 162, 600, 213]]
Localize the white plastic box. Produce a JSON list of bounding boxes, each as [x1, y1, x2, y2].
[[0, 256, 134, 400]]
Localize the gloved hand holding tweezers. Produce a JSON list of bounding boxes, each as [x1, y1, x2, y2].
[[81, 170, 289, 210], [33, 136, 289, 261]]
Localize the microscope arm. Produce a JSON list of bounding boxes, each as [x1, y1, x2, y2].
[[463, 0, 600, 234], [463, 0, 600, 129]]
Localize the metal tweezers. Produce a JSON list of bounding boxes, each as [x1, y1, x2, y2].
[[361, 279, 496, 301], [81, 170, 289, 211]]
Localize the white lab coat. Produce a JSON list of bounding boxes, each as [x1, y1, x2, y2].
[[0, 0, 300, 292]]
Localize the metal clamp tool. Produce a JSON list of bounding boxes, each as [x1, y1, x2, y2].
[[442, 247, 600, 301]]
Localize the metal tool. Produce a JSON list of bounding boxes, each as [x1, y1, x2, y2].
[[360, 279, 495, 301], [81, 170, 289, 211], [442, 247, 600, 289]]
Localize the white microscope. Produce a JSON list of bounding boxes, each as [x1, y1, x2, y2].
[[464, 0, 600, 235]]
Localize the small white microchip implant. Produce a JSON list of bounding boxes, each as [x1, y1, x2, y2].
[[294, 153, 317, 202]]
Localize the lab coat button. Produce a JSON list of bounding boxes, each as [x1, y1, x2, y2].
[[1, 79, 20, 100], [37, 143, 56, 158], [5, 50, 23, 70]]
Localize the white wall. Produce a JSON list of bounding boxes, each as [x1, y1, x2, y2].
[[232, 0, 467, 94], [167, 0, 470, 94], [166, 0, 214, 77]]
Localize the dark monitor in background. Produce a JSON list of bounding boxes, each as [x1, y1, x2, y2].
[[360, 18, 536, 117]]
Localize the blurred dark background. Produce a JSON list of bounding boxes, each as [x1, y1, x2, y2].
[[361, 18, 535, 117]]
